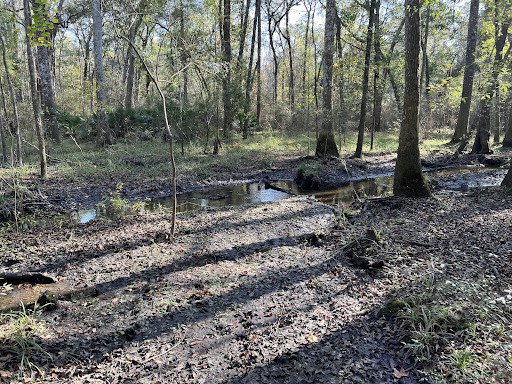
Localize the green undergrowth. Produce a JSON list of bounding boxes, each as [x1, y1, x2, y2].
[[10, 128, 459, 185], [394, 274, 512, 383], [0, 303, 51, 378]]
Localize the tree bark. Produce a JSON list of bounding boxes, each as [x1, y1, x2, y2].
[[503, 104, 512, 146], [236, 0, 251, 71], [284, 4, 295, 113], [124, 1, 146, 110], [256, 0, 262, 124], [502, 159, 512, 188], [242, 0, 260, 139], [301, 0, 311, 106], [315, 0, 339, 158], [221, 0, 232, 138], [372, 0, 383, 138], [393, 0, 431, 198], [471, 3, 509, 154], [0, 35, 22, 165], [92, 0, 114, 146], [336, 14, 346, 143], [23, 0, 47, 178], [31, 0, 60, 143], [419, 4, 430, 113], [354, 0, 375, 158], [0, 78, 6, 164], [452, 0, 480, 143]]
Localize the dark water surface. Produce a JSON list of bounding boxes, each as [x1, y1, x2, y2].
[[71, 165, 504, 224]]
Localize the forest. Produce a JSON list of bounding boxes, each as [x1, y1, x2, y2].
[[0, 0, 511, 382]]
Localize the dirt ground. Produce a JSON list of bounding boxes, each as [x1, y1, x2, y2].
[[1, 152, 511, 383]]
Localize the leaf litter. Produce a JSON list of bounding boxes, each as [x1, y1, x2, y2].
[[0, 158, 511, 383]]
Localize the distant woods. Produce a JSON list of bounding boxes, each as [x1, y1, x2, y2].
[[0, 0, 511, 177]]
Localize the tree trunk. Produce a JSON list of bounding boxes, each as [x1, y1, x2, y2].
[[354, 0, 375, 158], [256, 0, 262, 124], [452, 0, 480, 142], [503, 104, 512, 146], [471, 4, 509, 154], [179, 5, 188, 103], [268, 11, 278, 106], [419, 4, 430, 114], [92, 0, 114, 146], [0, 79, 6, 164], [31, 0, 60, 143], [502, 159, 512, 188], [493, 87, 501, 142], [393, 0, 431, 198], [124, 2, 146, 110], [301, 1, 311, 106], [284, 5, 294, 115], [315, 0, 339, 158], [221, 0, 232, 138], [372, 0, 383, 135], [0, 35, 22, 166], [242, 0, 259, 139], [23, 0, 47, 178], [236, 0, 251, 71], [336, 14, 346, 143]]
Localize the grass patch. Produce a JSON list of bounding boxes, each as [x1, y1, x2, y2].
[[0, 303, 51, 377], [397, 275, 512, 383]]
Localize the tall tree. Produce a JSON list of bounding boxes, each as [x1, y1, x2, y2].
[[23, 0, 47, 178], [374, 17, 405, 132], [471, 0, 509, 154], [31, 0, 61, 143], [242, 0, 260, 139], [255, 0, 262, 124], [372, 0, 383, 148], [221, 0, 232, 138], [452, 0, 480, 143], [92, 0, 113, 145], [0, 34, 21, 165], [0, 78, 6, 164], [315, 0, 339, 157], [124, 1, 146, 110], [419, 4, 430, 113], [393, 0, 431, 198], [353, 0, 375, 158]]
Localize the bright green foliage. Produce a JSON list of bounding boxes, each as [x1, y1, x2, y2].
[[26, 0, 59, 47]]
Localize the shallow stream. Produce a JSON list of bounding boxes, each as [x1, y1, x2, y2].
[[70, 165, 505, 224]]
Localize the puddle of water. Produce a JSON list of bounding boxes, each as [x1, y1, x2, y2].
[[0, 281, 67, 312], [70, 165, 504, 224]]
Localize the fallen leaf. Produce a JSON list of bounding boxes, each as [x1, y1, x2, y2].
[[190, 340, 203, 346], [0, 370, 12, 378], [307, 334, 319, 343], [393, 367, 409, 379]]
